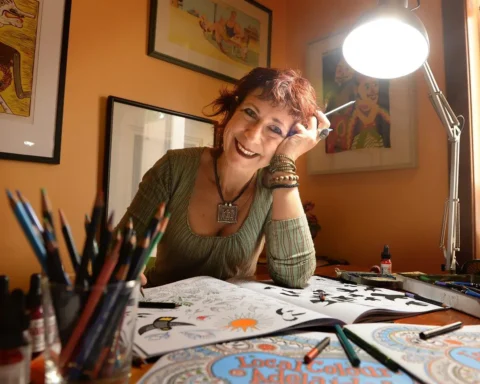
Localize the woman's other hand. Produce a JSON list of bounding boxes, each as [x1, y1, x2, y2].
[[275, 110, 330, 161], [140, 272, 147, 286]]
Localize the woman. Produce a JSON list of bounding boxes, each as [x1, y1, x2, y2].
[[117, 67, 330, 288]]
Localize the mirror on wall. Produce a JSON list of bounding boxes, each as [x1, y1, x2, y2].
[[103, 96, 216, 225]]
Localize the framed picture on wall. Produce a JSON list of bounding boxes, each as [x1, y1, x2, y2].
[[0, 0, 71, 164], [103, 96, 216, 226], [148, 0, 272, 83], [305, 32, 417, 174]]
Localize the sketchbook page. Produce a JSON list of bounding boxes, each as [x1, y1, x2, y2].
[[137, 330, 418, 383], [345, 323, 480, 384], [134, 276, 341, 359], [234, 276, 443, 324]]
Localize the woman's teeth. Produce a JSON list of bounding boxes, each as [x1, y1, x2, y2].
[[237, 141, 256, 157]]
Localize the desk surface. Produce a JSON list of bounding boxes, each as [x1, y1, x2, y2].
[[130, 264, 480, 382]]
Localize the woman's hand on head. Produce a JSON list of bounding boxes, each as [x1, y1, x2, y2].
[[274, 110, 330, 161]]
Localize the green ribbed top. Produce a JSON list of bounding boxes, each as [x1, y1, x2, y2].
[[116, 147, 315, 288]]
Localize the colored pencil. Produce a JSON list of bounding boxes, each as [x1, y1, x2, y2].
[[67, 280, 129, 380], [16, 190, 43, 233], [126, 232, 153, 281], [419, 321, 463, 340], [60, 234, 122, 368], [75, 192, 104, 287], [304, 337, 330, 364], [6, 190, 47, 272], [343, 328, 400, 372], [43, 222, 71, 285], [58, 209, 81, 272], [146, 203, 166, 235], [130, 213, 170, 281], [92, 212, 114, 280], [41, 188, 56, 239], [334, 324, 360, 367], [114, 233, 136, 281]]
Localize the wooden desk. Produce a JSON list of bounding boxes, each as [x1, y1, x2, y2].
[[130, 264, 480, 382]]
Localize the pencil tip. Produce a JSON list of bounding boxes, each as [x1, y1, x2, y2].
[[5, 189, 13, 199]]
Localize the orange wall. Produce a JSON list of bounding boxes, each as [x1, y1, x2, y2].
[[286, 0, 448, 272], [0, 0, 448, 290], [0, 0, 286, 290]]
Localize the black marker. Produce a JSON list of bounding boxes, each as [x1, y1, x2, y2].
[[138, 302, 179, 309], [419, 321, 463, 340]]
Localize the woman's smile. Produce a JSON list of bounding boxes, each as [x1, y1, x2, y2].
[[235, 138, 260, 158]]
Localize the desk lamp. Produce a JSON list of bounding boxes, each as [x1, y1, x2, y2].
[[342, 0, 464, 273]]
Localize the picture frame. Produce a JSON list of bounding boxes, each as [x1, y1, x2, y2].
[[148, 0, 272, 83], [103, 96, 216, 226], [305, 32, 417, 174], [0, 0, 71, 164]]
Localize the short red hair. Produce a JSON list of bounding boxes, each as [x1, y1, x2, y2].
[[206, 67, 319, 148]]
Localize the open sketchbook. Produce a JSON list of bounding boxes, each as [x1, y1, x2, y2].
[[137, 325, 480, 384], [134, 276, 443, 359]]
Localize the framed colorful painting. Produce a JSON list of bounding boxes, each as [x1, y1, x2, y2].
[[148, 0, 272, 83], [305, 32, 417, 174], [0, 0, 71, 164]]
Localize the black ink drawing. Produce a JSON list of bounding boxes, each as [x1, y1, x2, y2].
[[138, 316, 194, 335]]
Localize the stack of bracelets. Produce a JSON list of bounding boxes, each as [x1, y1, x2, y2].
[[268, 154, 299, 189]]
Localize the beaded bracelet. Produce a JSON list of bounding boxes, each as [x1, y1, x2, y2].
[[270, 175, 299, 184], [270, 183, 300, 189]]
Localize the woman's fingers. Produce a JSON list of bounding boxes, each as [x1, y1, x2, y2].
[[315, 110, 331, 129]]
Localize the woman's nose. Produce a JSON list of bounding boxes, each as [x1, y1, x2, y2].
[[244, 121, 262, 141]]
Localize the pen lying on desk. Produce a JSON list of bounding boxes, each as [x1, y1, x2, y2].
[[419, 321, 463, 340], [138, 302, 180, 309]]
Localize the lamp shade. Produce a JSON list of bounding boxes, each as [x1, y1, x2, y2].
[[342, 3, 429, 79]]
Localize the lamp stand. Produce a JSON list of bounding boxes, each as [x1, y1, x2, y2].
[[422, 62, 462, 273]]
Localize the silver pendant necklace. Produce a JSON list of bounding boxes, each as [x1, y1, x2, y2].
[[213, 155, 255, 224]]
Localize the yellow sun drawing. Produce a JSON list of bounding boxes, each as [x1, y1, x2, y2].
[[219, 313, 273, 333]]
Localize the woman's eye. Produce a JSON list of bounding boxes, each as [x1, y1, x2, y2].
[[269, 126, 282, 135], [243, 108, 257, 119]]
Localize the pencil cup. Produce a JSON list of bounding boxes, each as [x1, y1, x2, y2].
[[41, 277, 140, 383]]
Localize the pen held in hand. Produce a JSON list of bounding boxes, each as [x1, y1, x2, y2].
[[324, 100, 356, 117], [419, 321, 463, 340]]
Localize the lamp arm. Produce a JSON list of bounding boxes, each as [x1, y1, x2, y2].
[[422, 61, 462, 272]]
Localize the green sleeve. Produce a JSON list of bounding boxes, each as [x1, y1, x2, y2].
[[114, 152, 172, 238], [265, 213, 316, 288]]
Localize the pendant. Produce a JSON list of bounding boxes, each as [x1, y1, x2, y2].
[[217, 203, 238, 224]]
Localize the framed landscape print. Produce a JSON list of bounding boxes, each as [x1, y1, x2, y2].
[[305, 32, 417, 174], [148, 0, 272, 83], [103, 96, 216, 226], [0, 0, 71, 164]]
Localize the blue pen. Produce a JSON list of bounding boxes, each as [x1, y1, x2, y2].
[[463, 289, 480, 299], [6, 189, 47, 271]]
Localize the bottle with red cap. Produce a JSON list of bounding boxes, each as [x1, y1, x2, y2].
[[26, 273, 45, 359], [380, 245, 392, 275]]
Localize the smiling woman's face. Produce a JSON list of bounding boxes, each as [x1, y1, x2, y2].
[[221, 90, 296, 171]]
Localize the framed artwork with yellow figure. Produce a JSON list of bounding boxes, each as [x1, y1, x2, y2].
[[0, 0, 71, 164], [306, 32, 417, 174], [148, 0, 272, 83]]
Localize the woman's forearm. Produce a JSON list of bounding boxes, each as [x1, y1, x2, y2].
[[271, 186, 304, 220]]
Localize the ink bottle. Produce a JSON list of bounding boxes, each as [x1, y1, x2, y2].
[[380, 245, 392, 275], [27, 274, 45, 359]]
